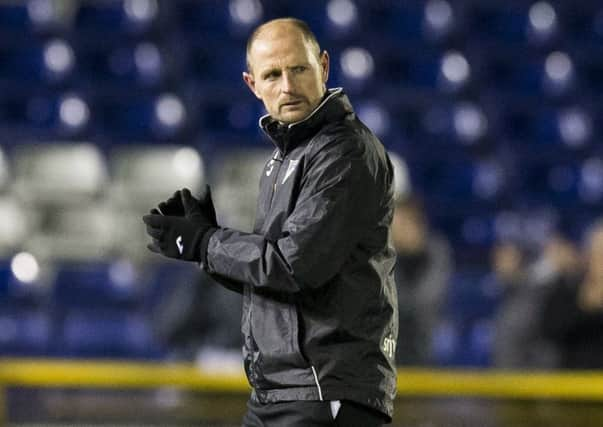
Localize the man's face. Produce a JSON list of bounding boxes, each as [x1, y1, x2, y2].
[[391, 207, 426, 254], [243, 25, 329, 124], [588, 228, 603, 278]]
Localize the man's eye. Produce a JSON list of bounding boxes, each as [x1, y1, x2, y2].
[[293, 66, 306, 73], [265, 72, 280, 80]]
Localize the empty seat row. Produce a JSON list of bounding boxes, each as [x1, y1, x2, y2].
[[0, 259, 200, 358], [0, 142, 275, 261], [0, 143, 204, 261], [4, 0, 603, 46]]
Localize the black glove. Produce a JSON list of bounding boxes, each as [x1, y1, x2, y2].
[[154, 185, 218, 225], [143, 188, 217, 262], [156, 190, 185, 216]]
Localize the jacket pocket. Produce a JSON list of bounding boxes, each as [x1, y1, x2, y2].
[[250, 293, 310, 386]]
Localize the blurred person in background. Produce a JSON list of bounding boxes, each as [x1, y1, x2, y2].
[[391, 195, 452, 366], [143, 17, 397, 427], [541, 222, 603, 369], [491, 240, 557, 369]]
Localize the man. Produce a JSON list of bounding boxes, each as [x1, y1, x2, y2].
[[143, 18, 397, 426], [390, 195, 451, 366]]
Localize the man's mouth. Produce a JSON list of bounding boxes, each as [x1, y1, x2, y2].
[[281, 100, 304, 108]]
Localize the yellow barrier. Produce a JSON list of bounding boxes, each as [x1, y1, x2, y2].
[[396, 369, 603, 400], [2, 358, 603, 401], [0, 358, 249, 391]]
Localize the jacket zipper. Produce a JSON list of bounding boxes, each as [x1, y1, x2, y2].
[[268, 152, 284, 211], [248, 151, 283, 385]]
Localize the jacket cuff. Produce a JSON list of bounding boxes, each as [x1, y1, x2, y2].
[[199, 227, 219, 269]]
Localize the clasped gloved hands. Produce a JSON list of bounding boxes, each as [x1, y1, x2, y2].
[[142, 187, 218, 262]]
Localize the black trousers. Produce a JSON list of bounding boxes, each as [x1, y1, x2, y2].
[[241, 398, 388, 427]]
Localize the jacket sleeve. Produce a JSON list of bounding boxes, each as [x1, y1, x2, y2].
[[204, 140, 378, 293]]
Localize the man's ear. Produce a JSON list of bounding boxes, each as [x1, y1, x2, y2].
[[243, 71, 261, 100], [320, 51, 330, 84]]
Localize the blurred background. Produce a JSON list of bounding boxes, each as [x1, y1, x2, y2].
[[1, 0, 603, 425]]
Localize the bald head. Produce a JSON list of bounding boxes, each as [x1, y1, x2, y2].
[[241, 17, 329, 124], [246, 18, 321, 74]]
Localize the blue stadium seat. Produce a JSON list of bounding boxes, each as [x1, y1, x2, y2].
[[0, 256, 53, 356], [98, 91, 195, 140], [437, 315, 496, 367], [75, 1, 163, 36], [0, 4, 29, 34], [431, 319, 461, 366], [383, 1, 427, 42], [75, 3, 124, 32], [390, 101, 425, 143], [0, 42, 60, 87], [467, 319, 495, 367], [447, 270, 499, 323], [53, 261, 142, 310], [97, 94, 154, 139], [4, 91, 93, 138], [0, 308, 51, 355], [414, 155, 477, 201], [0, 38, 77, 89], [283, 1, 330, 40], [369, 45, 413, 88], [500, 101, 540, 141], [187, 38, 246, 83], [0, 92, 31, 132], [178, 0, 235, 37], [345, 0, 426, 42], [560, 1, 603, 44], [534, 106, 593, 149], [58, 309, 157, 357], [194, 86, 260, 135], [403, 50, 442, 90], [434, 268, 500, 367], [143, 262, 201, 310], [0, 260, 48, 307], [577, 51, 603, 94], [520, 156, 584, 207], [467, 3, 531, 45], [481, 48, 544, 96], [75, 39, 173, 90]]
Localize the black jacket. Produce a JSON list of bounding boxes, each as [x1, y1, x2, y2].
[[204, 88, 398, 418], [541, 273, 603, 369]]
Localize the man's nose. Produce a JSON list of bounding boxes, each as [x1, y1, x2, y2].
[[281, 70, 296, 93]]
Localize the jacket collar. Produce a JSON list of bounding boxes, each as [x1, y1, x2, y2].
[[259, 88, 353, 153]]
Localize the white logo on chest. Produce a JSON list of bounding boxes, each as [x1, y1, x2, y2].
[[282, 159, 299, 184], [176, 235, 184, 255]]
